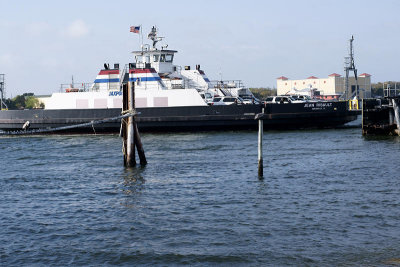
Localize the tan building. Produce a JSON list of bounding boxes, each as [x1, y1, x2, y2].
[[277, 73, 371, 99]]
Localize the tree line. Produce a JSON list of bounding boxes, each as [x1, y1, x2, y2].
[[249, 87, 277, 100], [2, 93, 43, 110], [371, 81, 400, 97]]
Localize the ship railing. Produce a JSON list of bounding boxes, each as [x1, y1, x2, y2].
[[209, 80, 244, 89], [59, 83, 94, 93], [384, 83, 400, 98]]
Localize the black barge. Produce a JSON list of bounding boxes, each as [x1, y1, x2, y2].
[[0, 101, 359, 134]]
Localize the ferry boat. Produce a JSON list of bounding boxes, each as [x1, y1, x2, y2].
[[0, 26, 359, 133]]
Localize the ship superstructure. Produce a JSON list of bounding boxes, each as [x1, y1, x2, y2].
[[43, 26, 253, 110]]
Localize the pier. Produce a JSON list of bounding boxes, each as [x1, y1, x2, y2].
[[362, 97, 400, 136]]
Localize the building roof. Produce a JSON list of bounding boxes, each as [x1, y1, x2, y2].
[[276, 76, 288, 80], [328, 73, 341, 77], [359, 73, 371, 77], [307, 76, 318, 79]]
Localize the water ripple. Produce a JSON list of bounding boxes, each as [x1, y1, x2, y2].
[[1, 129, 400, 265]]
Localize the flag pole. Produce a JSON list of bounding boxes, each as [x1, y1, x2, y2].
[[140, 24, 144, 52]]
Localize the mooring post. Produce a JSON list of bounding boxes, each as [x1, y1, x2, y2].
[[131, 80, 147, 166], [134, 123, 147, 165], [122, 83, 128, 164], [125, 82, 136, 167], [258, 108, 264, 178], [121, 81, 146, 167]]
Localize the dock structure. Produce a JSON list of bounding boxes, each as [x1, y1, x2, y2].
[[362, 97, 400, 136]]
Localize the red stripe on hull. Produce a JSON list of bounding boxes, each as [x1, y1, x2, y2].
[[129, 68, 157, 74], [99, 70, 120, 75]]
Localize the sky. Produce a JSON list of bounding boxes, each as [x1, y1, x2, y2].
[[1, 0, 400, 96]]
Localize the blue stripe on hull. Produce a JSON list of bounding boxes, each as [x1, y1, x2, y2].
[[94, 78, 120, 83], [129, 77, 161, 82]]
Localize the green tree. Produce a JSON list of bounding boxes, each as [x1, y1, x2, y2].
[[3, 93, 41, 109], [250, 87, 277, 100], [25, 96, 40, 109], [13, 95, 26, 109]]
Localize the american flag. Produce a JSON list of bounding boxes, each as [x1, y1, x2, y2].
[[130, 26, 140, 34]]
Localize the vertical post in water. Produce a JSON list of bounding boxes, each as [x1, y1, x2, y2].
[[125, 81, 136, 167], [122, 83, 128, 164], [132, 80, 147, 165], [258, 108, 264, 178]]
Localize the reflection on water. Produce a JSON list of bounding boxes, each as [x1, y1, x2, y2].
[[363, 135, 400, 143], [119, 167, 146, 208]]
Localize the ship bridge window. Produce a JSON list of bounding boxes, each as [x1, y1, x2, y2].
[[153, 54, 159, 62], [165, 54, 174, 62], [160, 54, 165, 62], [135, 55, 143, 63]]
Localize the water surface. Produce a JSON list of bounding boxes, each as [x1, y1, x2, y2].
[[1, 128, 400, 266]]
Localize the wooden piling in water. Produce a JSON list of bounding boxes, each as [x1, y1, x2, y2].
[[126, 82, 136, 167], [255, 107, 265, 179], [121, 81, 147, 167], [132, 81, 147, 165], [258, 113, 263, 178]]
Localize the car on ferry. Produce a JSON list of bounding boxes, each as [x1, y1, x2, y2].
[[264, 95, 305, 104], [199, 92, 214, 104], [212, 96, 244, 105], [290, 95, 313, 101], [240, 95, 260, 104]]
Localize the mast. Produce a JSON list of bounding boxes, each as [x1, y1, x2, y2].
[[147, 26, 164, 49], [344, 35, 359, 99]]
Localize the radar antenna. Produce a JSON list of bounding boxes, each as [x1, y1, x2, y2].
[[147, 26, 164, 49], [344, 35, 359, 99]]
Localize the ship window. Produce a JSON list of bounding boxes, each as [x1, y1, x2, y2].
[[135, 55, 143, 63], [145, 56, 150, 63], [153, 55, 159, 62], [165, 54, 174, 62], [160, 54, 166, 62]]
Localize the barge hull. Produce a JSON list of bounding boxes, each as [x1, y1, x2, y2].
[[0, 102, 359, 133]]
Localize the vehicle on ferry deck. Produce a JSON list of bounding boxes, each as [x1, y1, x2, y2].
[[265, 96, 305, 104], [240, 95, 260, 104], [212, 96, 244, 105], [199, 92, 214, 105], [290, 95, 313, 101]]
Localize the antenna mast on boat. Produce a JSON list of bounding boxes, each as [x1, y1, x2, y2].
[[344, 35, 359, 99], [147, 26, 164, 49]]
